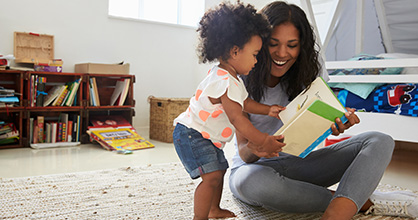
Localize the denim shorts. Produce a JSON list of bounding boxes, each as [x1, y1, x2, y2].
[[173, 123, 229, 179]]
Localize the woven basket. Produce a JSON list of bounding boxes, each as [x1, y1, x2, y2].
[[149, 96, 190, 143]]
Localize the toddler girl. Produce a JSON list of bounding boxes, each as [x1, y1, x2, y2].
[[173, 2, 284, 219]]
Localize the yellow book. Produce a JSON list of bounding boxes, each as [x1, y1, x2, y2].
[[275, 77, 347, 158], [88, 128, 154, 151]]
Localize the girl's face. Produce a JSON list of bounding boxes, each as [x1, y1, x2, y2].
[[231, 35, 262, 76], [268, 22, 300, 79]]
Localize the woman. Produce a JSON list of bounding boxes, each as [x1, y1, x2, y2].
[[229, 1, 418, 219]]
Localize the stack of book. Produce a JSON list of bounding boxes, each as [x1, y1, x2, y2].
[[89, 77, 100, 106], [30, 113, 81, 149], [0, 122, 19, 145], [87, 115, 154, 152], [110, 78, 130, 106], [0, 86, 19, 107], [31, 76, 82, 107]]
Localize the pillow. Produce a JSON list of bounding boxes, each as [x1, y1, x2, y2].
[[328, 54, 403, 99], [377, 53, 418, 75]]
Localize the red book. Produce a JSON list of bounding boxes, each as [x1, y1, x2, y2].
[[67, 121, 73, 142]]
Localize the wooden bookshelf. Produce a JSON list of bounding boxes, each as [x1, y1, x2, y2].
[[0, 70, 135, 149]]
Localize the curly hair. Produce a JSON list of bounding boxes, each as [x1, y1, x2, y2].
[[196, 1, 270, 63], [243, 1, 321, 102]]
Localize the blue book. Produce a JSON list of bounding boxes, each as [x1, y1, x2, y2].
[[0, 97, 19, 102]]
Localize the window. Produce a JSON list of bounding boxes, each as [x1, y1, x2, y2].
[[108, 0, 205, 27]]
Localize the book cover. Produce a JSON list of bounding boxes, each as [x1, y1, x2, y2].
[[36, 77, 46, 107], [92, 77, 100, 106], [274, 77, 348, 158], [57, 122, 62, 142], [110, 79, 125, 106], [118, 78, 130, 106], [67, 120, 73, 142], [29, 118, 34, 143], [76, 115, 80, 142], [65, 78, 82, 106], [0, 130, 19, 139], [88, 128, 154, 151], [88, 115, 133, 130], [33, 123, 39, 144], [43, 85, 65, 107], [37, 116, 44, 143], [51, 122, 57, 143], [52, 85, 68, 106], [45, 122, 51, 143], [60, 113, 69, 142]]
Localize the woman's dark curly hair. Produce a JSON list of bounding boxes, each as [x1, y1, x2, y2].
[[243, 1, 321, 102], [196, 1, 270, 63]]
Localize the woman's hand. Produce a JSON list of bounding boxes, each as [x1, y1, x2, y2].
[[331, 107, 360, 136]]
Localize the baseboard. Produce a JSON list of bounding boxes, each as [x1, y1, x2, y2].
[[395, 140, 418, 152]]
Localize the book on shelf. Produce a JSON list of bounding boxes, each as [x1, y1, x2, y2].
[[87, 127, 154, 151], [29, 113, 80, 146], [45, 123, 51, 143], [51, 122, 57, 143], [59, 113, 69, 142], [274, 77, 348, 158], [36, 77, 47, 107], [89, 77, 100, 106], [88, 115, 134, 130], [0, 136, 19, 145], [0, 122, 18, 140], [43, 85, 65, 107], [52, 85, 68, 106], [37, 116, 45, 143], [65, 78, 82, 106], [110, 78, 130, 106]]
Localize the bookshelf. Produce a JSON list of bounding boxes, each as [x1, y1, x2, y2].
[[0, 70, 135, 149]]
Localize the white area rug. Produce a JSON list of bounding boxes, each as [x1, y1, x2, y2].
[[0, 162, 415, 219]]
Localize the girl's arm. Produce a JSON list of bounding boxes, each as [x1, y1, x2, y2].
[[243, 97, 284, 119], [235, 112, 282, 163], [220, 93, 284, 153]]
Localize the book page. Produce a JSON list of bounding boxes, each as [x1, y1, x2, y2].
[[279, 77, 346, 124]]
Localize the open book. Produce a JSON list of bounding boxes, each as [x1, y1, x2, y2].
[[274, 77, 348, 158]]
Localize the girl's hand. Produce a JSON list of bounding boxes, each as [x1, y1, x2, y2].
[[331, 107, 360, 136], [257, 134, 285, 155], [268, 105, 286, 119]]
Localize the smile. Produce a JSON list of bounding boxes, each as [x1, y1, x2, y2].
[[273, 60, 287, 66]]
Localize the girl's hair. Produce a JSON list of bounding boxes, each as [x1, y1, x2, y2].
[[244, 1, 321, 102], [197, 1, 270, 63]]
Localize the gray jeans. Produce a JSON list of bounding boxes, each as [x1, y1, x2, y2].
[[229, 131, 394, 213]]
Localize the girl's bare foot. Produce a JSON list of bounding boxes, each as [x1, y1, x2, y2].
[[208, 208, 236, 219]]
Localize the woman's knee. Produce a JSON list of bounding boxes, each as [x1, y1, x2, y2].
[[363, 131, 395, 154], [232, 165, 284, 202]]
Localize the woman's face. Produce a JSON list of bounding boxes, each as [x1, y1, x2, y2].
[[268, 22, 300, 79]]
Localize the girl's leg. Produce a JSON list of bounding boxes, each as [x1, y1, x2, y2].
[[208, 170, 236, 219], [194, 170, 234, 220]]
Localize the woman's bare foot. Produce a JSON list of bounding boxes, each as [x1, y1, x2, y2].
[[208, 208, 236, 219]]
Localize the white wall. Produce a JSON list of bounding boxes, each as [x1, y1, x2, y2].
[[0, 0, 206, 128], [0, 0, 298, 128]]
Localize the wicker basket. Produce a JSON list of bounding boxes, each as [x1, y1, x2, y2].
[[149, 96, 190, 143]]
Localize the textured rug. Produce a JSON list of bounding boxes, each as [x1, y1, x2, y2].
[[0, 162, 415, 219]]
